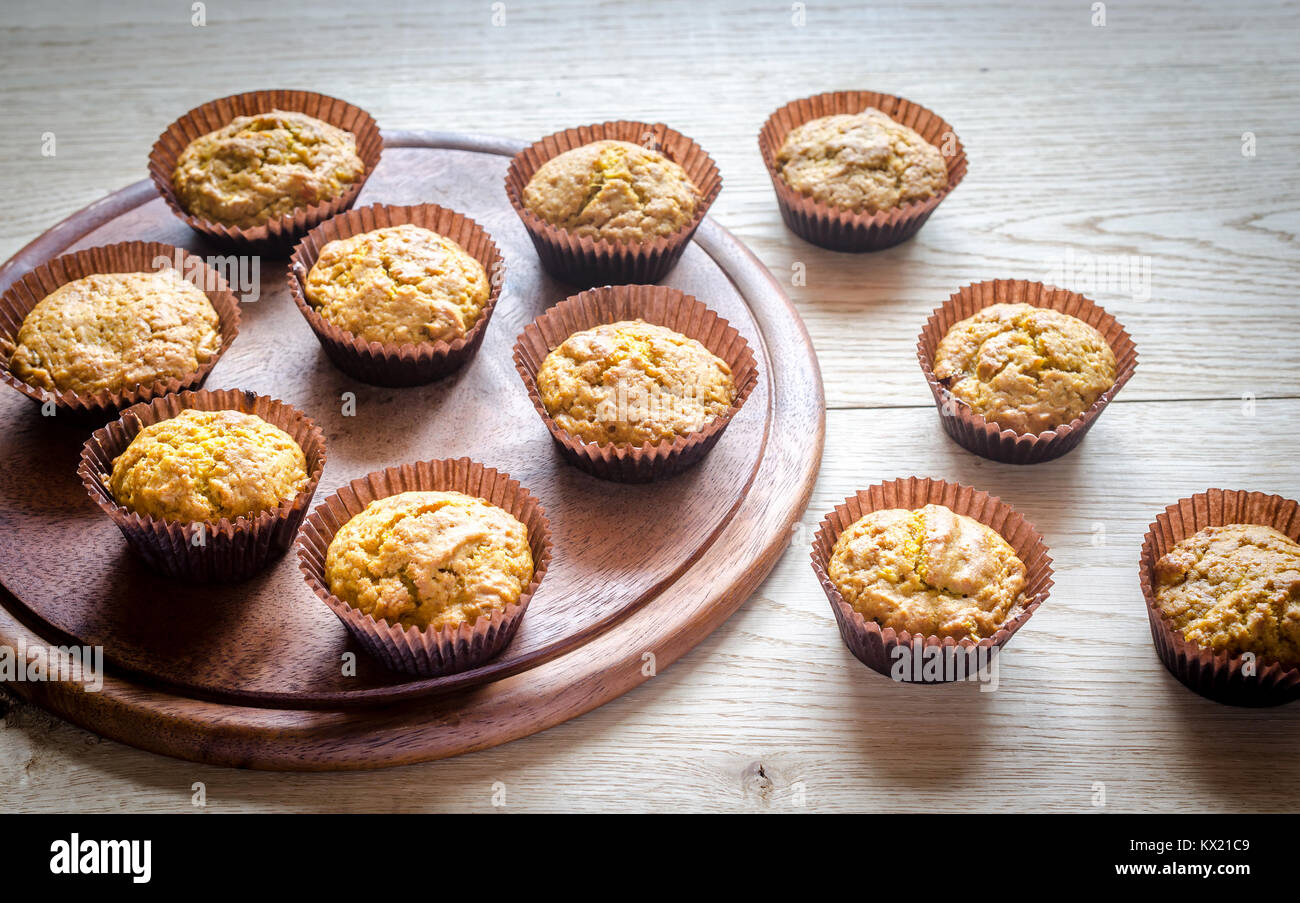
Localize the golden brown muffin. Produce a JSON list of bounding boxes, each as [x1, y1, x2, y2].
[[1154, 524, 1300, 664], [9, 271, 221, 397], [109, 409, 309, 522], [172, 109, 365, 228], [829, 504, 1027, 640], [325, 490, 533, 631], [932, 302, 1117, 434], [776, 109, 948, 213], [302, 224, 490, 345], [535, 319, 735, 445], [522, 139, 699, 243]]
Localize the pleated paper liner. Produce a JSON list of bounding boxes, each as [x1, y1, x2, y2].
[[296, 458, 552, 678], [513, 284, 759, 483], [504, 121, 722, 286], [148, 90, 383, 254], [78, 389, 327, 582], [758, 91, 967, 252], [1140, 489, 1300, 707], [287, 203, 504, 386], [0, 241, 241, 418], [810, 477, 1053, 683], [917, 279, 1138, 464]]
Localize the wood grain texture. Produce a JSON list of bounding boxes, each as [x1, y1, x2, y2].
[[3, 0, 1299, 810]]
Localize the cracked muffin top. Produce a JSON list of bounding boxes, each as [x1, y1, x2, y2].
[[303, 224, 490, 345], [829, 504, 1027, 640], [172, 109, 365, 228], [776, 108, 948, 214], [324, 490, 534, 631], [535, 319, 735, 445], [9, 270, 221, 397], [109, 409, 309, 523], [1154, 523, 1300, 665], [522, 139, 699, 243], [932, 302, 1117, 434]]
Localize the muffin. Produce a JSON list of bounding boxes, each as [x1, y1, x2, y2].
[[535, 318, 736, 445], [171, 109, 366, 229], [1154, 524, 1300, 665], [109, 408, 310, 522], [9, 270, 221, 397], [301, 224, 490, 346], [828, 503, 1028, 641], [776, 108, 948, 214], [324, 490, 534, 632], [522, 139, 700, 243], [932, 302, 1118, 434]]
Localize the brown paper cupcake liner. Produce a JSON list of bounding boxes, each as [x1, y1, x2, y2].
[[148, 90, 383, 255], [78, 389, 327, 581], [0, 241, 241, 418], [811, 477, 1053, 683], [758, 91, 967, 252], [504, 121, 722, 286], [287, 203, 505, 386], [512, 284, 759, 483], [917, 279, 1138, 464], [296, 458, 552, 678], [1140, 489, 1300, 707]]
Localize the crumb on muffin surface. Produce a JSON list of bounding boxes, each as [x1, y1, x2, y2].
[[535, 318, 735, 445], [324, 490, 533, 631], [828, 504, 1027, 640], [932, 302, 1117, 434], [776, 108, 948, 213], [172, 109, 365, 228], [303, 224, 490, 345], [1154, 523, 1300, 665], [109, 408, 309, 523], [10, 270, 221, 397], [522, 139, 699, 243]]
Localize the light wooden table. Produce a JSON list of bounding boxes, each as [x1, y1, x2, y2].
[[2, 0, 1297, 812]]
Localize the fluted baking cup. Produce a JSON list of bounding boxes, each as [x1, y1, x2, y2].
[[148, 90, 383, 254], [758, 91, 967, 252], [287, 203, 504, 386], [296, 458, 552, 678], [917, 279, 1138, 464], [504, 121, 722, 286], [0, 241, 241, 417], [811, 477, 1053, 683], [78, 389, 326, 581], [1140, 489, 1300, 707], [513, 284, 759, 483]]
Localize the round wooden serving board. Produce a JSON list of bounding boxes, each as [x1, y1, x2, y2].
[[0, 131, 824, 769]]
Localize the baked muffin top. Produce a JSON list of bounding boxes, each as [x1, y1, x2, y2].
[[172, 109, 365, 228], [522, 139, 699, 243], [109, 409, 309, 523], [325, 490, 534, 631], [829, 504, 1027, 640], [1154, 523, 1300, 665], [9, 270, 221, 397], [303, 224, 490, 345], [932, 302, 1117, 434], [535, 318, 735, 445], [776, 109, 948, 214]]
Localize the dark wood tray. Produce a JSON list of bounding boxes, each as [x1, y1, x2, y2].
[[0, 131, 824, 768]]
